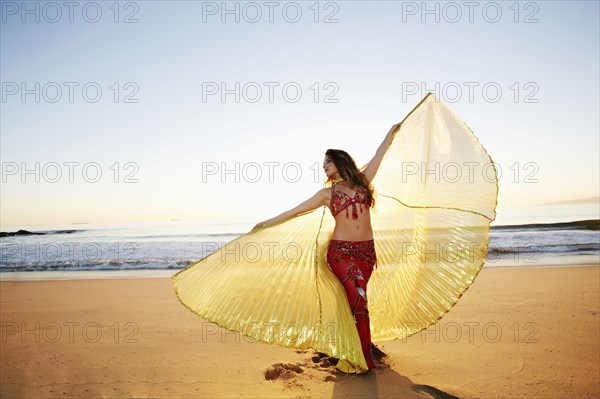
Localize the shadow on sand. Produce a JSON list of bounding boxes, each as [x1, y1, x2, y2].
[[265, 345, 461, 399]]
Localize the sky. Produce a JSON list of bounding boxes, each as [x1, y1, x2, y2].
[[1, 0, 599, 228]]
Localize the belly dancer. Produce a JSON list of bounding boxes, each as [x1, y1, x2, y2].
[[253, 123, 400, 371], [324, 148, 379, 369]]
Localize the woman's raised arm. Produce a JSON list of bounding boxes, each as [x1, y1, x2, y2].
[[362, 122, 402, 183], [251, 188, 329, 231]]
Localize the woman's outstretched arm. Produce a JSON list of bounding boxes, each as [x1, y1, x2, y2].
[[251, 188, 329, 231], [362, 122, 402, 183]]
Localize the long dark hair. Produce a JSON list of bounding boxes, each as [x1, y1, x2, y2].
[[325, 149, 375, 209]]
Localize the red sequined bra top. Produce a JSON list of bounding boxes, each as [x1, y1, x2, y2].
[[330, 183, 370, 219]]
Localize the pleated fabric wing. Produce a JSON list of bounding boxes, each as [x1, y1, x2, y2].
[[172, 92, 499, 373], [172, 206, 369, 372], [367, 93, 498, 342]]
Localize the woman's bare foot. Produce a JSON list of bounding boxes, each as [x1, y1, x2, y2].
[[371, 343, 387, 361]]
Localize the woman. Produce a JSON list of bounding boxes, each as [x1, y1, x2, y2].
[[253, 122, 402, 371], [174, 93, 498, 376]]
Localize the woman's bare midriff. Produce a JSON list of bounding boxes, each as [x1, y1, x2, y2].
[[329, 204, 374, 241]]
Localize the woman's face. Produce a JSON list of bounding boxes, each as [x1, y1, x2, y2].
[[323, 156, 339, 180]]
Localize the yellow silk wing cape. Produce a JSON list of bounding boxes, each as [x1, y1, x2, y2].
[[172, 92, 499, 373]]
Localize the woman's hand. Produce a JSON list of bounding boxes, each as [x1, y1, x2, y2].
[[251, 222, 267, 232], [388, 122, 402, 135]]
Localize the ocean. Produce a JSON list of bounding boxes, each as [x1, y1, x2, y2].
[[1, 204, 598, 281]]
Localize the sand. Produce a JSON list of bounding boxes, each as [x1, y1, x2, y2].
[[1, 265, 598, 399]]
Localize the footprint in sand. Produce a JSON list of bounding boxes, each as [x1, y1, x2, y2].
[[266, 344, 390, 381], [311, 352, 339, 368], [264, 362, 306, 380]]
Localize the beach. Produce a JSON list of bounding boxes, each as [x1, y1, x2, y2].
[[2, 0, 598, 397], [1, 264, 598, 399]]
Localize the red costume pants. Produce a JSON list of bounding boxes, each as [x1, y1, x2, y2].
[[326, 239, 378, 369]]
